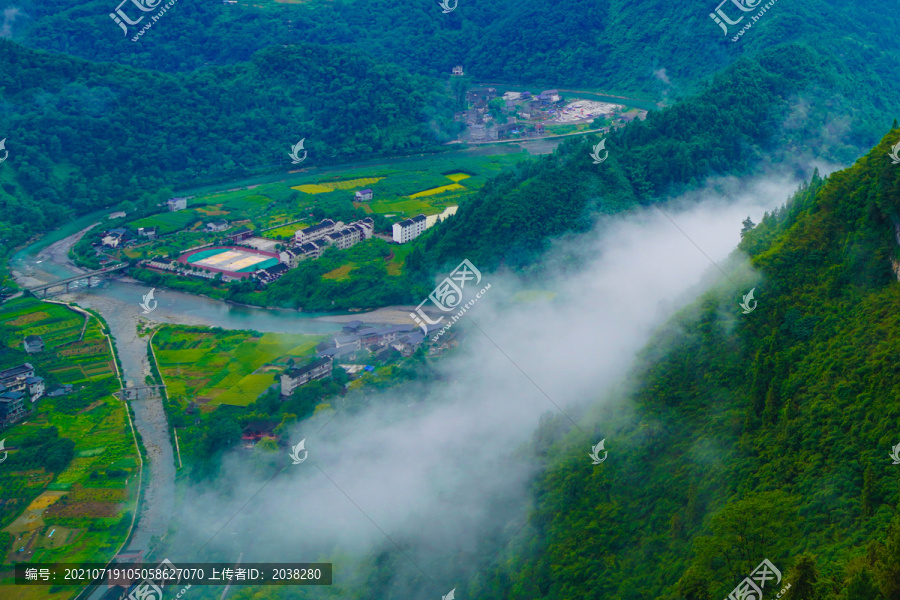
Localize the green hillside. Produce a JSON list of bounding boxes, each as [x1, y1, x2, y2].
[[416, 44, 885, 273], [461, 129, 900, 599], [0, 40, 454, 257]]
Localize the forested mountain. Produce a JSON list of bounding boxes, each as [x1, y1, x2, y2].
[[0, 40, 453, 253], [5, 0, 900, 150], [459, 129, 900, 599], [413, 44, 890, 274], [3, 0, 900, 266], [7, 0, 899, 97]]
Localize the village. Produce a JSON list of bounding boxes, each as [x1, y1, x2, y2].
[[240, 319, 459, 448], [90, 187, 452, 288], [450, 67, 649, 142]]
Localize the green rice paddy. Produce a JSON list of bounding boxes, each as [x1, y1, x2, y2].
[[153, 327, 326, 407]]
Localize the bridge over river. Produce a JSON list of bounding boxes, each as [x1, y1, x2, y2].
[[26, 263, 128, 296]]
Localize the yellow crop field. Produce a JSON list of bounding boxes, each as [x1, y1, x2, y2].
[[26, 492, 65, 511], [444, 173, 471, 182], [408, 183, 466, 198], [322, 263, 356, 280], [322, 177, 384, 190], [292, 184, 332, 194], [293, 177, 384, 194]]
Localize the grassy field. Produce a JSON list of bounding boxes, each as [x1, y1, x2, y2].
[[322, 263, 356, 281], [152, 327, 326, 408], [142, 150, 526, 240], [0, 297, 137, 597]]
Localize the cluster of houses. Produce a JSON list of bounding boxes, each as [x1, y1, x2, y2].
[[461, 87, 565, 141], [278, 217, 376, 268], [279, 320, 449, 396], [237, 320, 460, 448], [0, 363, 45, 429], [97, 195, 241, 252]]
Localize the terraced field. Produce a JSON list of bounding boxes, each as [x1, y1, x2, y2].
[[0, 296, 137, 580], [0, 298, 115, 382]]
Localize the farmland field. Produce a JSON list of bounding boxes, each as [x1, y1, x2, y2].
[[0, 297, 137, 586], [104, 150, 532, 302], [0, 297, 115, 381], [153, 327, 326, 407], [322, 263, 356, 281]]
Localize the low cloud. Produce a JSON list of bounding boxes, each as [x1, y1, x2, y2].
[[0, 7, 21, 38], [166, 172, 804, 595], [653, 68, 671, 86]]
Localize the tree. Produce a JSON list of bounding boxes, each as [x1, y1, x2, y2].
[[677, 566, 712, 600], [256, 438, 279, 452], [860, 465, 876, 519], [788, 554, 819, 600], [842, 568, 881, 600], [694, 491, 798, 585], [877, 516, 900, 600], [741, 216, 756, 237]]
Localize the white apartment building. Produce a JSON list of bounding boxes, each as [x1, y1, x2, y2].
[[294, 219, 339, 245], [392, 214, 427, 243]]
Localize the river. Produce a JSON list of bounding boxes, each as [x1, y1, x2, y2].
[[7, 209, 417, 583], [5, 140, 553, 582]]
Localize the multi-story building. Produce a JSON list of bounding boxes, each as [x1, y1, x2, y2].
[[392, 214, 427, 243], [167, 197, 187, 211], [26, 376, 45, 401], [280, 358, 333, 396], [294, 219, 338, 245], [0, 363, 35, 391], [254, 263, 289, 285], [326, 228, 360, 251], [354, 218, 375, 239], [278, 247, 305, 268], [0, 390, 26, 426], [326, 218, 375, 250]]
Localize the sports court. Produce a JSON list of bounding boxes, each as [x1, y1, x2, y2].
[[177, 246, 280, 278]]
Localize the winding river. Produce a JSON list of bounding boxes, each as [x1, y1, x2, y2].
[[8, 209, 413, 576]]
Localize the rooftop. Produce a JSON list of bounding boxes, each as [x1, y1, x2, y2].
[[286, 357, 332, 378], [0, 363, 34, 379]]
